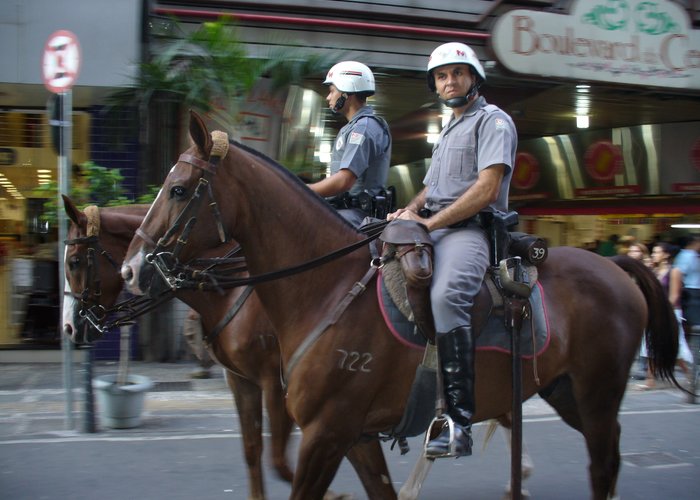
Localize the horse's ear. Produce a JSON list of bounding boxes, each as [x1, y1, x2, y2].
[[189, 110, 212, 155], [62, 194, 87, 228]]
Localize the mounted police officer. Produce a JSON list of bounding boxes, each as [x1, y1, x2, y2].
[[388, 42, 517, 458], [309, 61, 392, 226]]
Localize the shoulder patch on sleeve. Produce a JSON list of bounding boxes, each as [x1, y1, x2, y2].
[[349, 131, 365, 145]]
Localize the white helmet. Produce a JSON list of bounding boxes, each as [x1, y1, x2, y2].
[[323, 61, 375, 95], [427, 42, 485, 91]]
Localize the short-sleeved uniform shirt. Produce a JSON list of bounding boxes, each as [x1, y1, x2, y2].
[[422, 97, 517, 332], [675, 248, 700, 290], [330, 106, 392, 197], [423, 96, 516, 215]]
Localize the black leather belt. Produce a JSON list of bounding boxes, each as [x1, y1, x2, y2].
[[418, 208, 490, 229]]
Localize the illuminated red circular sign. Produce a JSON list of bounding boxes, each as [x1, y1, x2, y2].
[[512, 152, 540, 190], [42, 30, 81, 93], [584, 141, 623, 182]]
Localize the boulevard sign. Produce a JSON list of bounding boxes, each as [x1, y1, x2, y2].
[[492, 0, 700, 89]]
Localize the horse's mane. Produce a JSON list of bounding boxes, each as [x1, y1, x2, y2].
[[229, 139, 360, 233], [100, 204, 151, 213]]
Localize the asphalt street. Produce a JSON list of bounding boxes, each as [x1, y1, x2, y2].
[[1, 361, 699, 499]]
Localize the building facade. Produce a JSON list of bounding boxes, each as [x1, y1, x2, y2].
[[1, 0, 699, 355]]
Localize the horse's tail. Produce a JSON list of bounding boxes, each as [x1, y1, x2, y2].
[[609, 255, 679, 384]]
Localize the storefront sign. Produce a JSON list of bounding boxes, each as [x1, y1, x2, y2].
[[691, 136, 700, 173], [492, 0, 700, 89], [574, 185, 641, 196], [671, 182, 700, 193]]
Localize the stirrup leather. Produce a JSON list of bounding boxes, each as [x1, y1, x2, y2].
[[424, 414, 461, 458]]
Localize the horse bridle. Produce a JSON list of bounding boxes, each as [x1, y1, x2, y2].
[[65, 206, 174, 336], [64, 205, 122, 329], [139, 137, 229, 291], [139, 132, 387, 295]]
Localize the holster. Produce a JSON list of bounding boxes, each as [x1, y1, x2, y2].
[[380, 220, 436, 341], [327, 187, 397, 220], [380, 219, 433, 288], [482, 211, 519, 268]]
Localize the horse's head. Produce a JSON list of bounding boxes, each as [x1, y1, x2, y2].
[[62, 195, 126, 344], [122, 111, 230, 296]]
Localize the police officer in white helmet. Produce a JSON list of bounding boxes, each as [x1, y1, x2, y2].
[[309, 61, 392, 226], [389, 42, 517, 458]]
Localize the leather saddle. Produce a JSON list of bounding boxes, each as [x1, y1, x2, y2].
[[379, 217, 548, 343]]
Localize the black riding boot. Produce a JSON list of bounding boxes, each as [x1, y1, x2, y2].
[[424, 326, 475, 458]]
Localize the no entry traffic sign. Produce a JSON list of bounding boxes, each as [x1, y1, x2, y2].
[[42, 30, 81, 93]]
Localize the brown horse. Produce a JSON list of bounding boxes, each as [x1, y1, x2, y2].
[[121, 111, 680, 500], [61, 195, 295, 500], [60, 196, 524, 499]]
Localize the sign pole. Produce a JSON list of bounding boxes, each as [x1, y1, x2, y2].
[[57, 91, 74, 431], [43, 29, 81, 431]]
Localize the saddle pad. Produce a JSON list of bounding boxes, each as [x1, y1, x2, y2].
[[377, 270, 550, 358]]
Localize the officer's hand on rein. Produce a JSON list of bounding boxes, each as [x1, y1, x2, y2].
[[387, 207, 413, 221]]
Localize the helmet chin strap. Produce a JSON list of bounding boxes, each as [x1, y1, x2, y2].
[[332, 93, 349, 114], [440, 82, 481, 108]]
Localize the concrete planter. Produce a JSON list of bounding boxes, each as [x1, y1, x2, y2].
[[93, 374, 153, 429]]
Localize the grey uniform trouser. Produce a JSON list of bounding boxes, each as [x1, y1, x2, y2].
[[430, 224, 490, 335]]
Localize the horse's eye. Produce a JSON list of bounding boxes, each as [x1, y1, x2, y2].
[[170, 186, 187, 199], [68, 255, 81, 271]]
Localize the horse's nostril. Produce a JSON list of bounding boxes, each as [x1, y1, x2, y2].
[[122, 265, 134, 282]]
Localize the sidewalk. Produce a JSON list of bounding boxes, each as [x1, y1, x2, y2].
[[0, 360, 229, 393], [0, 360, 235, 439], [1, 358, 693, 440]]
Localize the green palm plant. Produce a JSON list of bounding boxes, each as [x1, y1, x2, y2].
[[108, 18, 341, 131]]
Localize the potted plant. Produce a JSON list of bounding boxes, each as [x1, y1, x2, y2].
[[43, 163, 159, 429], [93, 326, 153, 429]]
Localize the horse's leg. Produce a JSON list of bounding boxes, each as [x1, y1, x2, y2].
[[398, 455, 433, 500], [225, 370, 266, 500], [492, 416, 533, 499], [537, 374, 583, 432], [290, 425, 349, 500], [345, 439, 397, 499], [500, 417, 535, 498], [261, 371, 295, 482], [582, 411, 622, 500], [572, 378, 625, 500]]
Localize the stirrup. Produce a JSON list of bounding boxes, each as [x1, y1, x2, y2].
[[423, 414, 460, 458]]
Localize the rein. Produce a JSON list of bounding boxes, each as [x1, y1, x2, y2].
[[284, 255, 386, 385], [174, 225, 386, 291]]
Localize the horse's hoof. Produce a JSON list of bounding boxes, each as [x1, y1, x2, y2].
[[502, 488, 530, 500], [189, 368, 211, 379], [323, 491, 356, 500], [274, 464, 294, 483]]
